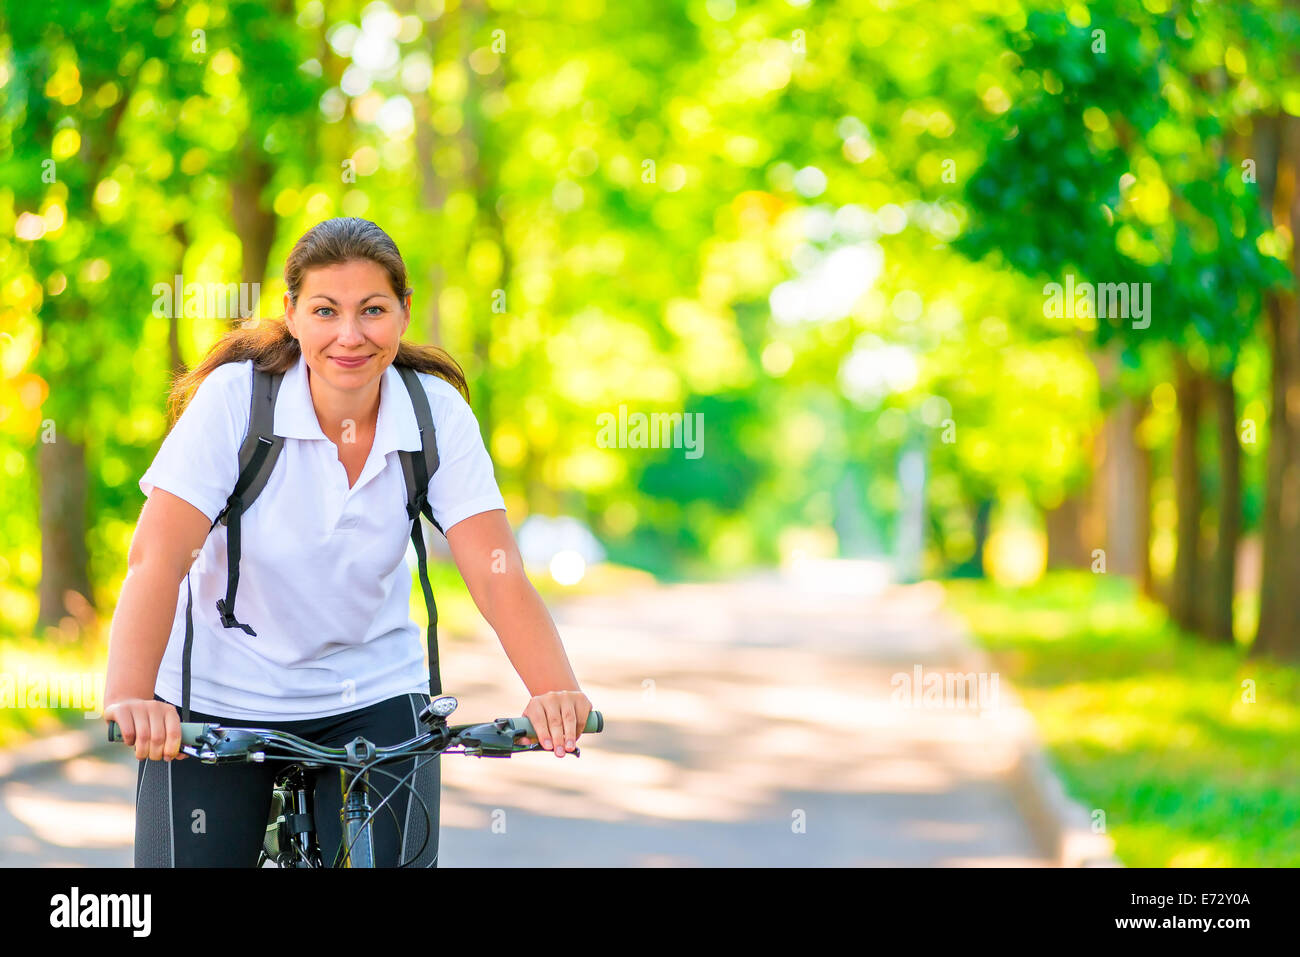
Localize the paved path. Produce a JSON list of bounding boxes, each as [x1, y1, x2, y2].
[[0, 567, 1053, 867]]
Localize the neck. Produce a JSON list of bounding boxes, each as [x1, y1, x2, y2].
[[306, 363, 380, 437]]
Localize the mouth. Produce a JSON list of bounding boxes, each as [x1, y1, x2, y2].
[[330, 355, 372, 368]]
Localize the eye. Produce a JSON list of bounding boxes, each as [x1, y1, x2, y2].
[[314, 306, 335, 317], [364, 305, 384, 315]]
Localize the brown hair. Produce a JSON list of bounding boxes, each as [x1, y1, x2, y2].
[[165, 217, 468, 425]]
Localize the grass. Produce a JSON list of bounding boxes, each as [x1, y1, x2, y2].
[[0, 632, 109, 750], [942, 570, 1300, 867]]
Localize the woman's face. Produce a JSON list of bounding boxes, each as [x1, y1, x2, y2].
[[284, 258, 410, 395]]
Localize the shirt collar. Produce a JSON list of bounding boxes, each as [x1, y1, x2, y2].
[[273, 350, 423, 455]]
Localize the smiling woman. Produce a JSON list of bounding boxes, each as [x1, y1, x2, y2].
[[104, 217, 594, 868]]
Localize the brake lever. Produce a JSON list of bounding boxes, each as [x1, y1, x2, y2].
[[191, 727, 270, 764]]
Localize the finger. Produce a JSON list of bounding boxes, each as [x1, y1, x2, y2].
[[575, 700, 591, 744], [133, 711, 151, 762], [546, 701, 567, 758], [518, 706, 541, 747], [114, 709, 137, 752], [560, 698, 578, 752], [530, 704, 553, 750], [147, 710, 167, 762], [164, 706, 182, 761]]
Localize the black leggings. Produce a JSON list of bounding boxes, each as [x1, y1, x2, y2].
[[133, 692, 440, 867]]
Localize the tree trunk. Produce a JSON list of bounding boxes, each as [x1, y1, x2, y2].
[[1134, 391, 1154, 598], [1045, 494, 1088, 569], [461, 0, 506, 442], [405, 0, 446, 346], [229, 0, 291, 310], [1102, 395, 1145, 577], [1203, 370, 1240, 644], [1255, 293, 1300, 658], [955, 497, 993, 578], [169, 221, 189, 375], [1253, 112, 1300, 661], [36, 435, 95, 636], [1087, 347, 1150, 584], [231, 143, 277, 307], [1171, 353, 1204, 633]]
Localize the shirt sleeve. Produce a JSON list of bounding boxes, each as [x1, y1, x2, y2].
[[424, 382, 506, 533], [139, 363, 250, 524]]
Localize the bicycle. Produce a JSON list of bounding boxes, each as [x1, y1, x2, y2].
[[108, 694, 604, 867]]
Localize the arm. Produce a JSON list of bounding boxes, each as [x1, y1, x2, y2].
[[104, 489, 215, 760], [444, 509, 590, 752]]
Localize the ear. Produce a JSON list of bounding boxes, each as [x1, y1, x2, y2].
[[283, 292, 295, 336]]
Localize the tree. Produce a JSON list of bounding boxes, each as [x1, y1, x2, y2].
[[3, 1, 197, 633]]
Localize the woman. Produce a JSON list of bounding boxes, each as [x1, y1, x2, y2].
[[105, 217, 592, 867]]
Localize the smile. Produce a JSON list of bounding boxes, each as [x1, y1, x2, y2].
[[331, 356, 371, 368]]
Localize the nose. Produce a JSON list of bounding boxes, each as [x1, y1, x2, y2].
[[336, 312, 366, 347]]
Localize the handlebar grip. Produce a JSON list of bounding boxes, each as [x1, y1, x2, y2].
[[507, 710, 603, 740], [107, 720, 211, 746]]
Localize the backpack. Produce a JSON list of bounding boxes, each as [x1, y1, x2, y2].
[[178, 361, 446, 723]]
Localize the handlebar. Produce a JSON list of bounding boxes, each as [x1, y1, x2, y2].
[[107, 710, 604, 747]]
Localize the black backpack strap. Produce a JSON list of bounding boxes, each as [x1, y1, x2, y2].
[[180, 511, 220, 724], [181, 364, 285, 721], [222, 367, 286, 522], [215, 366, 285, 633], [395, 365, 445, 697], [395, 365, 440, 508]]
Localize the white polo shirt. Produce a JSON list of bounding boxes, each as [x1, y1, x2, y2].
[[138, 350, 506, 720]]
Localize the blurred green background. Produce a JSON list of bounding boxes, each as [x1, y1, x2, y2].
[[1, 0, 1298, 864]]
